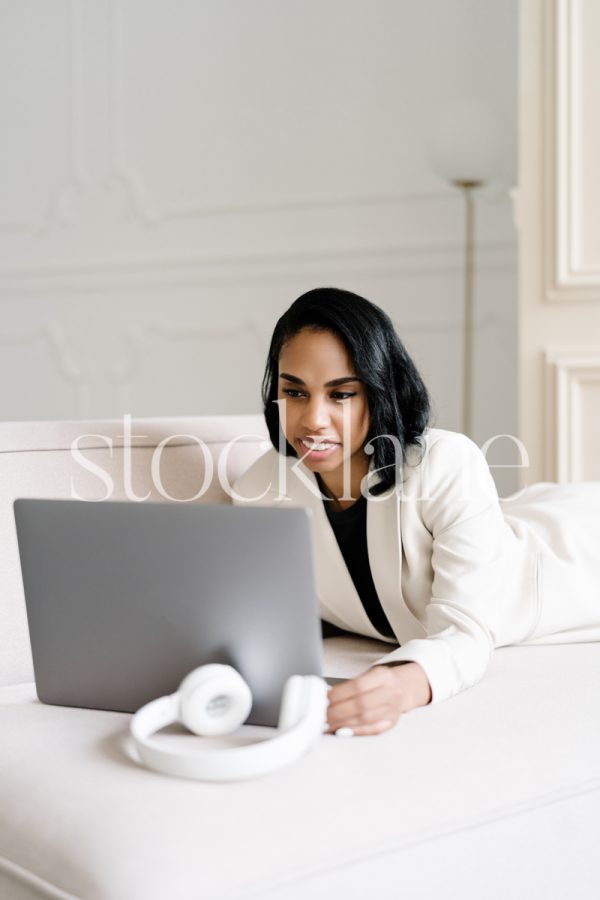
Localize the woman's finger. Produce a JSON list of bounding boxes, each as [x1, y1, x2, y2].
[[327, 702, 393, 732], [340, 719, 394, 737], [327, 686, 390, 719]]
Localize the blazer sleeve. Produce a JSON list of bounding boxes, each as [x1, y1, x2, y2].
[[369, 433, 509, 704]]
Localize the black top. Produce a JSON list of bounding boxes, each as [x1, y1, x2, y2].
[[318, 477, 396, 640]]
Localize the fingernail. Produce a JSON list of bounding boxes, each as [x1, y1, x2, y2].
[[334, 727, 354, 738]]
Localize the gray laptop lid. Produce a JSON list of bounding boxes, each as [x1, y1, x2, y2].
[[13, 498, 325, 727]]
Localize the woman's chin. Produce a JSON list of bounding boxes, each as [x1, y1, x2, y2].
[[303, 458, 338, 471]]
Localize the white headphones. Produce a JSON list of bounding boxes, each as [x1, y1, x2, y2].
[[130, 664, 330, 781]]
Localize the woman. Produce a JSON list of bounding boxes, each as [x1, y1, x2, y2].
[[232, 287, 600, 737]]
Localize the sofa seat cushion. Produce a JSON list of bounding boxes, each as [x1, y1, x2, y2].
[[2, 637, 600, 900]]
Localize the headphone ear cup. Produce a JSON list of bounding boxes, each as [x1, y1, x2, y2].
[[278, 675, 309, 731], [179, 664, 252, 737]]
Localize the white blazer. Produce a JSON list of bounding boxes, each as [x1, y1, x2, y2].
[[232, 428, 600, 703]]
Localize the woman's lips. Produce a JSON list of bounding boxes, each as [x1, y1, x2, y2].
[[298, 437, 340, 460]]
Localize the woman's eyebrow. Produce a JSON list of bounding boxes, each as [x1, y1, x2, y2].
[[279, 373, 359, 387]]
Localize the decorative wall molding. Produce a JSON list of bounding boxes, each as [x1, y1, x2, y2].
[[105, 319, 266, 412], [545, 0, 600, 301], [0, 323, 91, 417], [0, 0, 88, 238], [106, 319, 264, 380], [545, 346, 600, 480], [107, 0, 461, 228], [0, 239, 517, 293]]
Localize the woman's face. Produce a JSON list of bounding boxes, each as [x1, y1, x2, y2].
[[276, 328, 371, 485]]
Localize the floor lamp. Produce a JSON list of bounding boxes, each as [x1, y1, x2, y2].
[[427, 99, 502, 439], [454, 178, 483, 438]]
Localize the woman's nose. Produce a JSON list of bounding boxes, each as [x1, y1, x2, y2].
[[301, 396, 330, 430]]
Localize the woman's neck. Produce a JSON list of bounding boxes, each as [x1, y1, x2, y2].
[[316, 467, 367, 512]]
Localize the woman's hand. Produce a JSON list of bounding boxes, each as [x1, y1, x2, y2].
[[325, 662, 432, 737]]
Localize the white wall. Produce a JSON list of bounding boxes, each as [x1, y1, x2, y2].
[[519, 0, 600, 484], [0, 0, 518, 488]]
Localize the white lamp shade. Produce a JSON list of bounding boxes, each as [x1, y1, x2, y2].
[[426, 98, 504, 184]]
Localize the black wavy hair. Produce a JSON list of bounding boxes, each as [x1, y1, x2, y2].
[[261, 287, 432, 495]]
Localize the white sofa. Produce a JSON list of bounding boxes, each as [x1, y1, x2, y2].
[[2, 415, 600, 900]]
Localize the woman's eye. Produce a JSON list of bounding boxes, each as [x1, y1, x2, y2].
[[280, 389, 357, 400]]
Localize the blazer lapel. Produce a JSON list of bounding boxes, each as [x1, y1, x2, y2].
[[262, 455, 386, 638], [365, 474, 427, 642], [261, 453, 425, 641]]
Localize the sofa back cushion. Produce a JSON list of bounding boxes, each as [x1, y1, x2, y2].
[[0, 415, 270, 686]]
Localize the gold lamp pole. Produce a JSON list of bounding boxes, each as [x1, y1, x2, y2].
[[427, 98, 502, 441], [454, 179, 483, 439]]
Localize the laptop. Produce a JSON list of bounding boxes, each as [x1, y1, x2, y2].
[[13, 498, 346, 728]]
